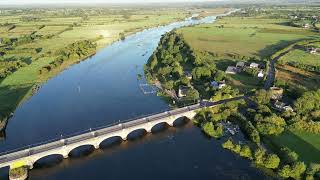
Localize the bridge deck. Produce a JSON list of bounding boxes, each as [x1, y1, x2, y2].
[[0, 96, 244, 168], [0, 103, 202, 167]]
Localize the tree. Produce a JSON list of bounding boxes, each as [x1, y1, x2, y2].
[[187, 89, 200, 101], [280, 147, 299, 164], [279, 162, 307, 179], [240, 145, 252, 159], [254, 148, 266, 165], [264, 154, 280, 169], [201, 122, 223, 138], [251, 89, 271, 105], [214, 70, 225, 81]]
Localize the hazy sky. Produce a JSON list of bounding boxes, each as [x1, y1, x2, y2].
[[1, 0, 221, 5]]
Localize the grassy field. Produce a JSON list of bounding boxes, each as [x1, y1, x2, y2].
[[178, 17, 317, 59], [267, 129, 320, 164], [277, 41, 320, 67]]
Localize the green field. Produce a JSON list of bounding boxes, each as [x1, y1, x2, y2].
[[178, 17, 317, 59], [268, 129, 320, 164]]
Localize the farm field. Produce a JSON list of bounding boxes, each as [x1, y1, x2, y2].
[[276, 64, 320, 92], [268, 129, 320, 164], [178, 17, 317, 59]]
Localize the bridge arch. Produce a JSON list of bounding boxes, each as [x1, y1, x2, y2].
[[150, 122, 170, 133], [31, 154, 64, 168], [67, 144, 96, 157], [98, 136, 123, 148], [171, 116, 191, 126], [126, 128, 147, 140]]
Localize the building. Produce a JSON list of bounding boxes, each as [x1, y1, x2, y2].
[[270, 87, 284, 100], [219, 82, 226, 89], [303, 23, 310, 29], [225, 66, 238, 74], [184, 71, 193, 80], [258, 70, 264, 78], [236, 61, 245, 69], [210, 81, 219, 88], [178, 86, 190, 98], [309, 47, 320, 54], [273, 101, 294, 112], [249, 63, 259, 69]]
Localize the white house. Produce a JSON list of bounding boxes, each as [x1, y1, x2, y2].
[[258, 70, 264, 78], [249, 63, 259, 69]]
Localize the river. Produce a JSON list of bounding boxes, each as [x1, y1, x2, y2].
[[0, 12, 270, 179]]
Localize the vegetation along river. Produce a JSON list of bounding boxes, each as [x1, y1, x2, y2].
[[0, 12, 270, 179]]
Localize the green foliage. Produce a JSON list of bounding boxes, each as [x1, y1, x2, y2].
[[279, 147, 299, 164], [278, 161, 307, 179], [222, 138, 242, 154], [39, 40, 96, 74], [256, 114, 286, 136], [294, 89, 320, 119], [243, 67, 259, 77], [240, 145, 253, 159], [201, 122, 224, 138], [251, 89, 272, 105], [264, 154, 280, 169], [232, 113, 260, 144]]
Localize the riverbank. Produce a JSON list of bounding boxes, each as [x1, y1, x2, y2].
[[0, 7, 233, 130]]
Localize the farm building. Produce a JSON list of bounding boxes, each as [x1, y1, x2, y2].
[[225, 66, 238, 74]]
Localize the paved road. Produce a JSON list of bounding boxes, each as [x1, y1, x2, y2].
[[263, 48, 293, 90]]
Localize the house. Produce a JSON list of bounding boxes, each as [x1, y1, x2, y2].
[[184, 71, 192, 80], [225, 66, 238, 74], [218, 80, 226, 89], [178, 85, 190, 98], [303, 23, 310, 29], [211, 80, 226, 89], [273, 101, 294, 112], [309, 47, 320, 54], [236, 61, 245, 69], [249, 63, 259, 69], [258, 70, 264, 78], [270, 87, 284, 100], [210, 81, 219, 88]]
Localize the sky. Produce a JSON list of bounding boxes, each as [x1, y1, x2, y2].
[[0, 0, 223, 5]]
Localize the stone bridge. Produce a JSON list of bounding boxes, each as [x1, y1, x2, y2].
[[0, 96, 243, 171]]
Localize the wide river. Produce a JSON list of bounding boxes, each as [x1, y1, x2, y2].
[[0, 13, 270, 179]]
